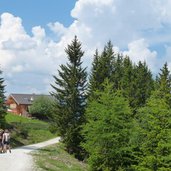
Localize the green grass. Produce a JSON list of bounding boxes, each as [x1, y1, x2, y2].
[[33, 143, 89, 171], [6, 113, 89, 170], [5, 113, 57, 148]]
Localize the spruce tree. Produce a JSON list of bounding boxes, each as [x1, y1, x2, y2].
[[131, 61, 154, 111], [111, 53, 124, 90], [88, 49, 100, 95], [50, 36, 87, 158], [88, 41, 115, 94], [0, 69, 6, 128], [120, 56, 134, 103], [156, 62, 171, 107]]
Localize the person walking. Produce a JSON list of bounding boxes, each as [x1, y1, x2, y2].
[[0, 129, 4, 153], [2, 129, 11, 153]]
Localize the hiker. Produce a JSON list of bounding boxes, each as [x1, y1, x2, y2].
[[2, 129, 11, 153], [0, 129, 4, 153]]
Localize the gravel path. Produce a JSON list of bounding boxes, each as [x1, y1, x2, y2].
[[0, 137, 60, 171]]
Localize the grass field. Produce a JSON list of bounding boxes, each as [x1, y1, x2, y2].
[[33, 143, 89, 171], [5, 113, 57, 148]]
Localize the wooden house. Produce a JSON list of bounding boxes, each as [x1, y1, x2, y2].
[[6, 93, 51, 116]]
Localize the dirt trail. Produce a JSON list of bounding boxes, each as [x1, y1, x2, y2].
[[0, 137, 60, 171]]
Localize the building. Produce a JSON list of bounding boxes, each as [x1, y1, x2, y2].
[[6, 93, 51, 116]]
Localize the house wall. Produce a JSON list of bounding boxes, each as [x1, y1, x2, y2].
[[20, 104, 29, 116], [6, 97, 18, 114], [6, 96, 29, 116]]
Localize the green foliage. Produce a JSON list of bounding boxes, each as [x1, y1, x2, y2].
[[29, 95, 54, 120], [0, 69, 6, 128], [82, 81, 134, 170], [133, 92, 171, 170], [50, 36, 87, 159]]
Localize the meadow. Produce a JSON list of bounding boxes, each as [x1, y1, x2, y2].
[[5, 113, 56, 147]]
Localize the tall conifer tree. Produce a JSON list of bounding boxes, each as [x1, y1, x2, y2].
[[158, 62, 171, 93], [88, 41, 114, 95], [51, 36, 87, 158], [156, 62, 171, 107], [111, 53, 124, 90], [88, 49, 100, 95], [120, 56, 134, 101], [131, 61, 154, 111]]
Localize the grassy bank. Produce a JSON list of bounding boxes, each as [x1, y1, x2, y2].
[[33, 143, 89, 171], [5, 113, 56, 148]]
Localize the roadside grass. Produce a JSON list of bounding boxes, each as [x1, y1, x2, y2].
[[5, 113, 57, 148], [33, 143, 89, 171]]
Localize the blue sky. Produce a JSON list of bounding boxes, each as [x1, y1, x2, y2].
[[0, 0, 171, 95], [0, 0, 76, 32]]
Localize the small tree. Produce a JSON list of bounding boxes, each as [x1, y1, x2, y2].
[[29, 95, 54, 120], [0, 69, 6, 128], [82, 80, 134, 170], [133, 91, 171, 170]]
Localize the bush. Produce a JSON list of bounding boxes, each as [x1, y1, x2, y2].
[[29, 95, 54, 120]]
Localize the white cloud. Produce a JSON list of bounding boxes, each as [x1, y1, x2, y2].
[[32, 26, 45, 41], [11, 65, 24, 73], [0, 13, 26, 40], [0, 13, 59, 73], [1, 0, 171, 94], [164, 45, 171, 72], [0, 13, 35, 51], [70, 0, 159, 47], [48, 22, 67, 37], [0, 13, 65, 94], [123, 39, 157, 72], [0, 50, 14, 69]]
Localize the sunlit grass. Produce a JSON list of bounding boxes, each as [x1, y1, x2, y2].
[[33, 143, 89, 171], [5, 113, 57, 147]]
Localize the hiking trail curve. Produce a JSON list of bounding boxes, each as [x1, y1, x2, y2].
[[0, 137, 60, 171]]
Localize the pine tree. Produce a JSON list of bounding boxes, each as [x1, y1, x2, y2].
[[120, 56, 134, 103], [82, 80, 134, 170], [131, 61, 154, 111], [158, 63, 171, 93], [0, 69, 6, 128], [156, 62, 171, 107], [50, 36, 87, 158], [88, 41, 115, 94], [88, 49, 100, 95], [111, 53, 124, 91]]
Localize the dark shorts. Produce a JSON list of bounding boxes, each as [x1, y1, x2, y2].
[[3, 141, 10, 145]]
